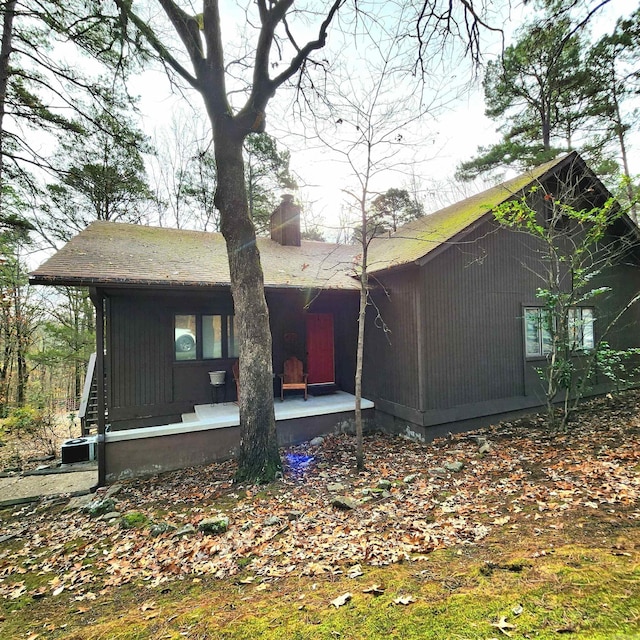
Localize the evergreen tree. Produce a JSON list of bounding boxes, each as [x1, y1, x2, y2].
[[457, 15, 590, 180]]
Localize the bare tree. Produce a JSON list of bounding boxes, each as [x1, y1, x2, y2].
[[109, 0, 499, 482], [311, 16, 440, 469]]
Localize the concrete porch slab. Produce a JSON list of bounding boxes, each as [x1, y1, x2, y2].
[[106, 391, 373, 443]]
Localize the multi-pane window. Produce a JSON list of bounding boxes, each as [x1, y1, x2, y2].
[[524, 308, 553, 357], [568, 307, 594, 351], [174, 314, 238, 361], [524, 307, 595, 357]]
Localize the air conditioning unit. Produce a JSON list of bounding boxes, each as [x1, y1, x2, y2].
[[61, 436, 97, 464]]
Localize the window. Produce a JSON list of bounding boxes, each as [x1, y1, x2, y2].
[[524, 307, 595, 357], [524, 308, 553, 357], [174, 314, 238, 361], [175, 314, 197, 361], [569, 307, 594, 351]]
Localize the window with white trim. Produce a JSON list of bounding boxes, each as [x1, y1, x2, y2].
[[524, 307, 595, 357]]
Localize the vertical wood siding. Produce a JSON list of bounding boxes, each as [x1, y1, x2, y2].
[[364, 270, 421, 410], [420, 222, 533, 409], [108, 295, 172, 409]]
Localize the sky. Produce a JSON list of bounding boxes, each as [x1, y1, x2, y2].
[[133, 0, 638, 241]]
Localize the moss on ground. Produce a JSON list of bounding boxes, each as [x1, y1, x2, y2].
[[1, 536, 638, 639]]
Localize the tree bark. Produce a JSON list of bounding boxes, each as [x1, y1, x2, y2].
[[212, 124, 281, 483], [354, 268, 367, 471], [0, 0, 16, 208]]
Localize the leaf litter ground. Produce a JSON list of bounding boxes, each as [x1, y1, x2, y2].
[[1, 392, 639, 638]]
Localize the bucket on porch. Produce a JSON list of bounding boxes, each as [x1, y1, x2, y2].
[[209, 370, 226, 386]]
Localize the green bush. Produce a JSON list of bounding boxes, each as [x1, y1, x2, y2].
[[4, 407, 42, 434]]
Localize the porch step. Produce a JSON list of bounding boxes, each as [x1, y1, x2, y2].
[[181, 412, 200, 423]]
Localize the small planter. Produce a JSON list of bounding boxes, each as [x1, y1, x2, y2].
[[209, 370, 226, 386]]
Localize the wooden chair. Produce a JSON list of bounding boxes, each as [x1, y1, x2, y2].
[[279, 356, 308, 401], [232, 360, 240, 403]]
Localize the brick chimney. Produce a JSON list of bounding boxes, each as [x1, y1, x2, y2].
[[270, 194, 301, 247]]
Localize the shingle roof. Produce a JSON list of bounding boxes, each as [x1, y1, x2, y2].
[[366, 153, 574, 274], [30, 153, 588, 289], [29, 221, 361, 290]]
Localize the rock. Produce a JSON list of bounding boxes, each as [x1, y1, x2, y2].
[[198, 517, 229, 534], [377, 479, 392, 490], [327, 483, 346, 493], [428, 467, 448, 478], [310, 436, 324, 446], [287, 510, 303, 521], [86, 498, 116, 518], [27, 455, 55, 463], [264, 516, 282, 527], [444, 461, 464, 473], [64, 493, 95, 512], [149, 522, 177, 537], [403, 474, 418, 484], [468, 435, 487, 445], [105, 483, 123, 499], [479, 443, 492, 455], [332, 497, 357, 510], [173, 524, 196, 537], [99, 511, 121, 521]]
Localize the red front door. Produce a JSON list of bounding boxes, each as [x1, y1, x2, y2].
[[306, 313, 334, 384]]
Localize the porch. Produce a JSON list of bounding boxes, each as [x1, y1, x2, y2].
[[103, 391, 374, 482]]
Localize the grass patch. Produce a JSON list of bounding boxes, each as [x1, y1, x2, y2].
[[2, 537, 639, 639]]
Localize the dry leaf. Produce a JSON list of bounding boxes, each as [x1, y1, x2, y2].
[[52, 585, 65, 597], [140, 601, 156, 612], [393, 595, 416, 605], [347, 564, 364, 578], [330, 592, 352, 608], [491, 616, 516, 637], [363, 584, 385, 596]]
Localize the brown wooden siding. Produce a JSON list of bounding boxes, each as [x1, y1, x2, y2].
[[419, 221, 536, 410], [105, 287, 359, 430], [365, 213, 640, 426], [108, 294, 172, 412], [364, 269, 422, 412]]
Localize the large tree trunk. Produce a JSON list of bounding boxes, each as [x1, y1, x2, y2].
[[0, 0, 15, 205], [213, 127, 281, 483]]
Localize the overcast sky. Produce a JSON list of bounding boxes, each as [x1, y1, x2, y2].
[[134, 0, 638, 240]]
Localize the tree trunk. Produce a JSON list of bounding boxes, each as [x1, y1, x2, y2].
[[213, 127, 281, 483], [0, 0, 16, 199], [354, 269, 367, 471]]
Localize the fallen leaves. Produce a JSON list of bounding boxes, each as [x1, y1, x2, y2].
[[392, 595, 416, 606], [1, 392, 639, 606], [491, 616, 516, 636], [330, 592, 352, 608], [362, 583, 385, 596]]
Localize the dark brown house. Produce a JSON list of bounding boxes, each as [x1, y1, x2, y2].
[[30, 152, 640, 482]]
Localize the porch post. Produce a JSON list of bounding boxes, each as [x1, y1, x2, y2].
[[89, 287, 106, 487]]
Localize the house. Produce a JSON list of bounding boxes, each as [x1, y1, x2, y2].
[[29, 152, 640, 483]]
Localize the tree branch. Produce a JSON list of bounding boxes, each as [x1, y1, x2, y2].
[[113, 0, 199, 88]]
